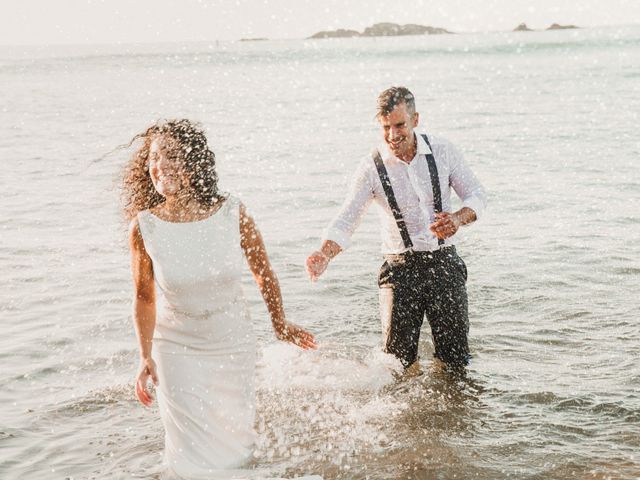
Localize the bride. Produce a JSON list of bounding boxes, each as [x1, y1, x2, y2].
[[121, 119, 317, 478]]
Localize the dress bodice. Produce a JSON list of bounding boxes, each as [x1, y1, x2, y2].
[[137, 196, 245, 317]]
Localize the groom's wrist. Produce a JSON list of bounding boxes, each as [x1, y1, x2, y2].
[[320, 239, 342, 260]]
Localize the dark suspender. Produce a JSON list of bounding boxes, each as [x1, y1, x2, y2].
[[421, 134, 445, 246], [372, 133, 445, 249], [372, 148, 414, 250]]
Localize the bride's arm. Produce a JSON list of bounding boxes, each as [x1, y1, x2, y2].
[[129, 220, 159, 406], [239, 204, 317, 350]]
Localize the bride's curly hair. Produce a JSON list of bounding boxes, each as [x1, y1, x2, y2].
[[121, 119, 224, 220]]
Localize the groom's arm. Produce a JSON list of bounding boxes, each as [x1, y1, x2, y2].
[[306, 159, 374, 281]]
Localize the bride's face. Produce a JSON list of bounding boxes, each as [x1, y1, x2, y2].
[[148, 136, 189, 197]]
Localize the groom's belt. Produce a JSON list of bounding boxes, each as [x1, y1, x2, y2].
[[383, 245, 456, 263]]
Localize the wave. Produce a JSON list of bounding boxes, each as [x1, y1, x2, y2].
[[505, 391, 640, 423]]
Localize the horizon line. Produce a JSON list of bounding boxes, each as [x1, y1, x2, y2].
[[0, 22, 637, 49]]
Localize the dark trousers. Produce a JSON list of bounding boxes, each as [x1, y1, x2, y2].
[[378, 246, 470, 368]]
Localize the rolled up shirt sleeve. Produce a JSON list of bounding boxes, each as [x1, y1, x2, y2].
[[322, 160, 374, 250], [448, 143, 488, 220]]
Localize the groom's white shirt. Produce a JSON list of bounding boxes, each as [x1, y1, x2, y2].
[[323, 131, 487, 254]]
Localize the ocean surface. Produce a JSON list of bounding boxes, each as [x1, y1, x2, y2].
[[1, 25, 639, 479]]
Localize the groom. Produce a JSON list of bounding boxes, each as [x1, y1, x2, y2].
[[306, 86, 487, 369]]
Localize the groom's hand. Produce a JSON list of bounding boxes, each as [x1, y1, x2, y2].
[[306, 251, 329, 282], [306, 240, 342, 282], [429, 212, 461, 239], [429, 207, 477, 239]]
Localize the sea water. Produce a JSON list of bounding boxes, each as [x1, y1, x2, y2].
[[1, 25, 639, 479]]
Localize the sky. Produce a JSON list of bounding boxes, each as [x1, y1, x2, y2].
[[1, 0, 638, 45]]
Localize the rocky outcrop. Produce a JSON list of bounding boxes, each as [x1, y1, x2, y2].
[[546, 23, 578, 30], [513, 22, 579, 32], [362, 22, 450, 36], [308, 22, 451, 39], [309, 29, 361, 39], [513, 23, 533, 32]]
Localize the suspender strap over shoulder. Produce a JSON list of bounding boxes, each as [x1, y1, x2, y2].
[[372, 134, 446, 250], [421, 134, 445, 246], [372, 148, 414, 250]]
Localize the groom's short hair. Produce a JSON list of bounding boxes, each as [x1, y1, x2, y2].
[[376, 86, 416, 117]]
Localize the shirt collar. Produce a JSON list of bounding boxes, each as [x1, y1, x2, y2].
[[379, 130, 433, 165]]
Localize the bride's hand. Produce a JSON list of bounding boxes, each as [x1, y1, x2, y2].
[[135, 357, 159, 407], [275, 321, 318, 350]]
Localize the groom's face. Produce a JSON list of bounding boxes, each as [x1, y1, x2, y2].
[[379, 103, 419, 159]]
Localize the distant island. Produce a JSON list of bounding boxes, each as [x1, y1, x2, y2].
[[309, 22, 452, 39], [310, 29, 361, 39], [546, 23, 578, 30], [238, 22, 581, 42], [513, 23, 534, 32], [513, 22, 579, 32]]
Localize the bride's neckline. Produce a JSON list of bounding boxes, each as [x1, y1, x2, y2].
[[149, 197, 228, 224]]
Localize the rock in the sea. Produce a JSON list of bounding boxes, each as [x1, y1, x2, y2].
[[363, 22, 450, 36], [513, 23, 534, 32], [363, 22, 402, 36], [309, 29, 361, 39], [308, 22, 451, 39], [546, 23, 578, 30]]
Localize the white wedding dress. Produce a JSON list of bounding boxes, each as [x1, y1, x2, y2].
[[137, 195, 257, 479]]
